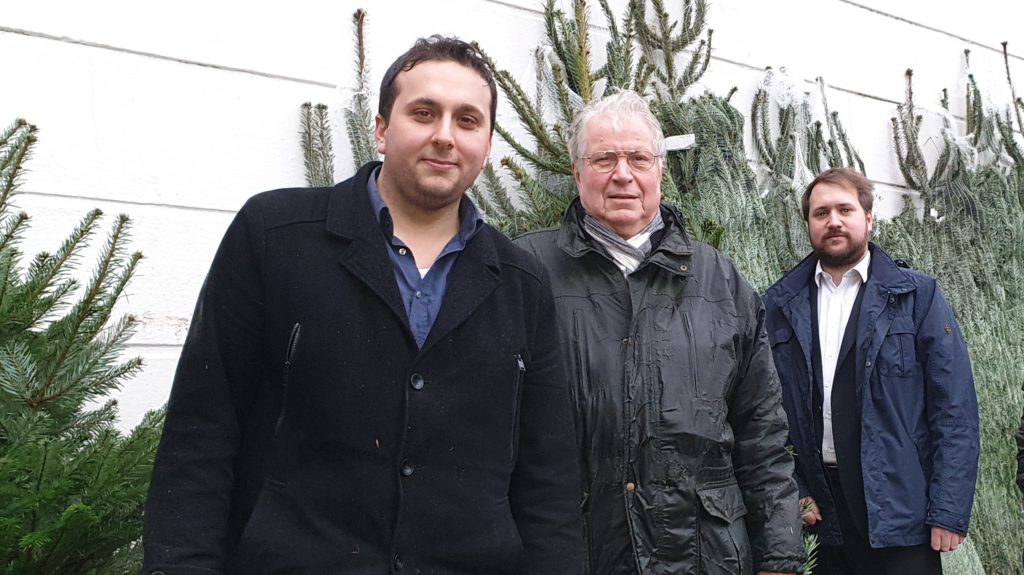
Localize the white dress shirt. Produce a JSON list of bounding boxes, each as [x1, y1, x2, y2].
[[815, 251, 871, 465]]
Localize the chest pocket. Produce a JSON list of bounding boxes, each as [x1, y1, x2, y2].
[[768, 325, 794, 348], [768, 324, 800, 372], [878, 316, 916, 378]]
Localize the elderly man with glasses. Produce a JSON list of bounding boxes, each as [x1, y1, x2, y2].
[[516, 90, 804, 575]]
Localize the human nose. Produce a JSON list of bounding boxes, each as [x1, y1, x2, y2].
[[610, 154, 633, 180], [432, 116, 455, 148]]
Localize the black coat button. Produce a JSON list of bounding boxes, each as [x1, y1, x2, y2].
[[393, 554, 404, 570], [409, 373, 425, 390], [401, 462, 414, 477]]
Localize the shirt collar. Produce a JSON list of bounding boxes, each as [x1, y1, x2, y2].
[[366, 167, 484, 243], [815, 249, 871, 288]]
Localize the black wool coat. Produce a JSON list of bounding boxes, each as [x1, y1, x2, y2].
[[144, 162, 584, 575]]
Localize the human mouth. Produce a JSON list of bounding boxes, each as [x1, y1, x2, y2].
[[422, 158, 458, 169], [607, 192, 639, 201]]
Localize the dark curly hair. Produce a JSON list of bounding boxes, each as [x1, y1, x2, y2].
[[377, 35, 497, 133]]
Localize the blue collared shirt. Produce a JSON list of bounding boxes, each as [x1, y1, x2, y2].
[[367, 169, 484, 348]]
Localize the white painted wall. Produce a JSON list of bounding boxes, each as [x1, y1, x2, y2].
[[1, 0, 1021, 431]]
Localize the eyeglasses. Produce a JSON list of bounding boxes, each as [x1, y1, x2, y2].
[[582, 150, 661, 173]]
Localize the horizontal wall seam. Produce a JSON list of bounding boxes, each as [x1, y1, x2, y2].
[[17, 190, 239, 215]]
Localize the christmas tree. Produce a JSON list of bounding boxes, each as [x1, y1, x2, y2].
[[0, 118, 162, 575]]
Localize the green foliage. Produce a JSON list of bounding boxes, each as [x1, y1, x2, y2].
[[0, 119, 161, 575], [343, 9, 378, 171], [474, 0, 722, 237], [300, 102, 336, 187]]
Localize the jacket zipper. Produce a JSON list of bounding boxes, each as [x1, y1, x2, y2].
[[511, 353, 526, 462], [275, 322, 302, 436]]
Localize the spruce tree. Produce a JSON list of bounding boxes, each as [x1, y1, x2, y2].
[[0, 118, 162, 575]]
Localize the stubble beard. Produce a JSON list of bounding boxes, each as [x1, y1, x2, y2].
[[407, 177, 467, 213]]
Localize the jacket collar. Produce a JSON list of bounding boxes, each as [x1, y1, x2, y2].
[[326, 161, 385, 241], [324, 161, 502, 353], [772, 243, 915, 305], [557, 198, 694, 277]]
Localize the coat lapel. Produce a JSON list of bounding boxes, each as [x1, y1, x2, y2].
[[776, 256, 818, 414], [420, 228, 502, 354], [325, 162, 412, 336]]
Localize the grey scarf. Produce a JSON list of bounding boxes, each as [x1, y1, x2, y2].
[[582, 209, 664, 267]]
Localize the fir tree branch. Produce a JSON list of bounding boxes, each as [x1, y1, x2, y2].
[[344, 9, 379, 168], [37, 215, 138, 409], [1003, 41, 1024, 137], [493, 69, 564, 158], [571, 0, 594, 102]]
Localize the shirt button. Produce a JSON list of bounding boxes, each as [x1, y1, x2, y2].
[[393, 554, 404, 570], [398, 247, 408, 256], [401, 462, 414, 477], [409, 373, 425, 390], [865, 361, 872, 367], [625, 482, 636, 492], [414, 291, 422, 298]]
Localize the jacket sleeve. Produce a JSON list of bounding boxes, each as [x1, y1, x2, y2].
[[508, 266, 585, 575], [143, 199, 266, 574], [917, 281, 980, 535], [729, 285, 805, 574]]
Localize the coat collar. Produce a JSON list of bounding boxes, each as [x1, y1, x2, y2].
[[771, 243, 915, 307], [324, 161, 502, 353], [556, 198, 694, 277]]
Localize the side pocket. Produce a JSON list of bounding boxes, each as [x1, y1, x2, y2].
[[697, 483, 752, 574], [510, 353, 526, 463], [232, 478, 287, 571], [274, 322, 302, 437]]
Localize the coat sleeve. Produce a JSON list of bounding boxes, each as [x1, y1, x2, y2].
[[143, 199, 267, 574], [728, 283, 805, 574], [508, 266, 585, 575], [917, 281, 979, 535]]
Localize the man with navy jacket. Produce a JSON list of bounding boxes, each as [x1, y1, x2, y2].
[[763, 167, 979, 574]]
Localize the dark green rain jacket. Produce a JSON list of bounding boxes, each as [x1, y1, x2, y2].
[[516, 200, 804, 575]]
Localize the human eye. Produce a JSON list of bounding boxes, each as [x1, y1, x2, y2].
[[590, 152, 617, 170], [412, 109, 433, 121], [457, 114, 480, 128], [629, 151, 656, 170]]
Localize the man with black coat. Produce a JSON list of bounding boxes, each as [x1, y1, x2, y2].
[[516, 90, 804, 575], [143, 35, 583, 575]]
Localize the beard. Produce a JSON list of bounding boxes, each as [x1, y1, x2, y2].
[[813, 233, 868, 269]]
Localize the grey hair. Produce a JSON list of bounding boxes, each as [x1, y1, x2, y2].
[[568, 90, 667, 165]]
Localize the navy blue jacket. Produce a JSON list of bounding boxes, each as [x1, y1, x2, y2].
[[763, 244, 979, 548]]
